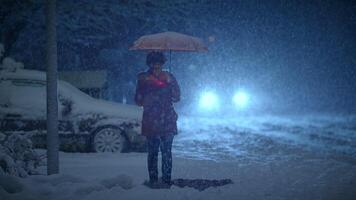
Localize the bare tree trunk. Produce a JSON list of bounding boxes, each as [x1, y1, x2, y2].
[[46, 0, 59, 175]]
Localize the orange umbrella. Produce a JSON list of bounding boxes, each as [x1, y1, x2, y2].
[[130, 31, 208, 52], [129, 31, 208, 71]]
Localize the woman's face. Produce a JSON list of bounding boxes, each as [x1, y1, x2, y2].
[[151, 63, 163, 71]]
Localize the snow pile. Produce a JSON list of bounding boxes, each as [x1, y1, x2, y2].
[[0, 132, 44, 177], [0, 175, 25, 194], [100, 174, 134, 190], [1, 57, 25, 72], [0, 44, 24, 72], [0, 173, 135, 200]]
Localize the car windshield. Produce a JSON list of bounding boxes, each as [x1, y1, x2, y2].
[[58, 80, 95, 103]]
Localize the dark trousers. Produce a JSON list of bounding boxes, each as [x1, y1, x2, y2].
[[147, 135, 174, 183]]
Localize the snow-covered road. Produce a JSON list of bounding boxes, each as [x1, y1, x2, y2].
[[174, 114, 356, 163]]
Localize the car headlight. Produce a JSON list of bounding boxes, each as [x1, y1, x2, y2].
[[198, 91, 219, 111], [232, 90, 249, 108]]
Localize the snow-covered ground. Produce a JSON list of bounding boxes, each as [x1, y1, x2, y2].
[[1, 114, 356, 200], [176, 114, 356, 162]]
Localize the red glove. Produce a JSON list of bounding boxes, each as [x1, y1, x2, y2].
[[152, 78, 167, 88], [147, 74, 168, 88]]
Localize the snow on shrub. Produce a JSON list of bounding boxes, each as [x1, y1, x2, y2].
[[1, 57, 25, 71], [0, 132, 45, 177], [0, 43, 24, 72]]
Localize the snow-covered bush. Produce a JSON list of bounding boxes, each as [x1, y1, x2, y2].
[[0, 132, 44, 177], [1, 57, 25, 71], [0, 43, 24, 72]]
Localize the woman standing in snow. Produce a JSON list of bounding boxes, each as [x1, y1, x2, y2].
[[134, 51, 180, 188]]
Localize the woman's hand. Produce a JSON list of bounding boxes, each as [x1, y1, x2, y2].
[[158, 72, 171, 84]]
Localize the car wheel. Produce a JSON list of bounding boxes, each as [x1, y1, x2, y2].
[[92, 127, 127, 153]]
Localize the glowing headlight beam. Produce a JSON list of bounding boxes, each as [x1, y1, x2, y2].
[[233, 91, 249, 108], [199, 91, 219, 111]]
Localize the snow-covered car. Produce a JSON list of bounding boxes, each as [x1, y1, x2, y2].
[[0, 69, 145, 153]]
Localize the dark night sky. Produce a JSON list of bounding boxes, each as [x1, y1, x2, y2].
[[169, 0, 356, 113], [1, 0, 355, 113]]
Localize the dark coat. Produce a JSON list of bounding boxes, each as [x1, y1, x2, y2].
[[134, 69, 180, 137]]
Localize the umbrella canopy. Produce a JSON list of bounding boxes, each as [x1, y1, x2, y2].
[[129, 31, 208, 52]]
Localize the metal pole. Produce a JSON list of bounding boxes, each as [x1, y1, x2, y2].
[[46, 0, 59, 175]]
